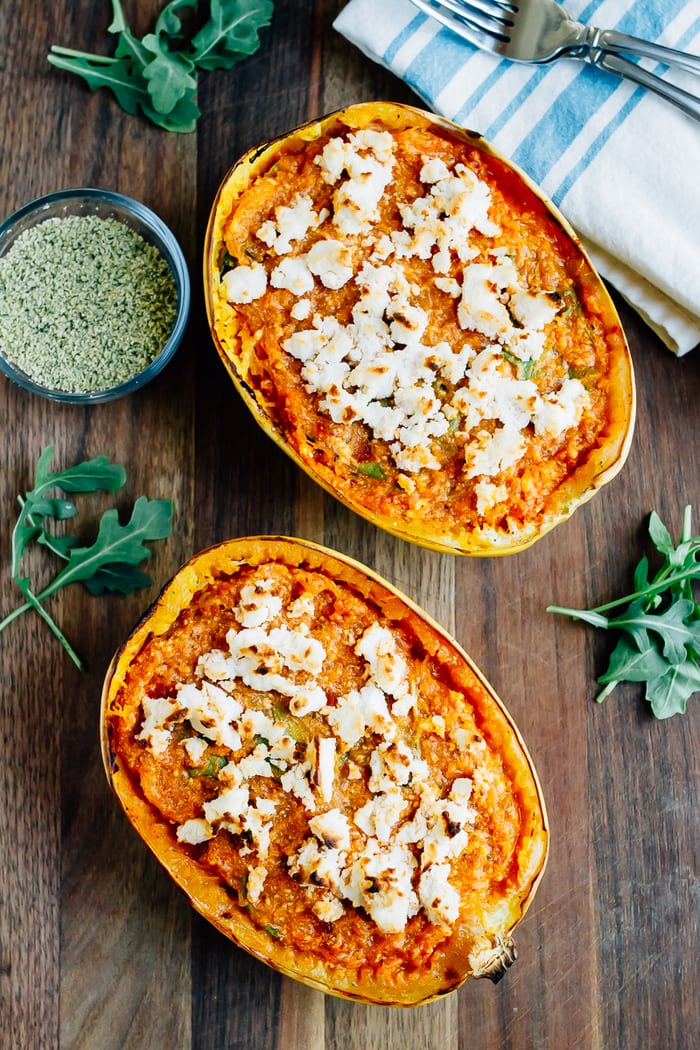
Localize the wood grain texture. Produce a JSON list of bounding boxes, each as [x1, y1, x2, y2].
[[0, 2, 698, 1049]]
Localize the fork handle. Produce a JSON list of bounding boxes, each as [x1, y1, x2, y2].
[[594, 51, 700, 122], [595, 30, 700, 77]]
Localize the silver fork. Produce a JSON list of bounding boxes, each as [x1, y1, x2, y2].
[[410, 0, 700, 121]]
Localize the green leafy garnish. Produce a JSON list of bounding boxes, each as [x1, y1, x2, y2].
[[558, 287, 581, 317], [48, 0, 274, 133], [501, 348, 537, 380], [0, 446, 173, 670], [187, 753, 228, 777], [264, 924, 282, 940], [356, 462, 386, 480], [548, 506, 700, 718]]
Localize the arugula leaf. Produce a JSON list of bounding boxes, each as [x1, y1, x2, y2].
[[83, 563, 153, 597], [596, 635, 669, 687], [39, 452, 126, 493], [140, 92, 201, 134], [0, 447, 174, 670], [25, 498, 78, 521], [190, 0, 274, 71], [548, 506, 700, 718], [43, 496, 172, 594], [47, 48, 147, 115], [141, 37, 197, 115], [49, 0, 274, 133], [153, 0, 198, 43]]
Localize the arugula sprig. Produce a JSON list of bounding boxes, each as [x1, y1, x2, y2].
[[48, 0, 274, 133], [1, 446, 173, 670], [548, 507, 700, 719]]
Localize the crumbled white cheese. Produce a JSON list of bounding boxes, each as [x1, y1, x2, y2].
[[256, 194, 327, 255], [312, 894, 345, 923], [179, 681, 243, 751], [457, 261, 516, 340], [474, 479, 509, 516], [287, 593, 315, 619], [246, 863, 268, 904], [340, 840, 419, 934], [454, 348, 540, 432], [203, 785, 250, 830], [305, 239, 353, 289], [289, 684, 327, 717], [222, 263, 268, 304], [355, 623, 408, 699], [367, 739, 416, 791], [419, 156, 451, 184], [434, 275, 461, 298], [183, 736, 209, 764], [291, 297, 312, 321], [315, 129, 396, 236], [235, 577, 283, 628], [176, 819, 213, 845], [418, 861, 461, 926], [316, 736, 336, 804], [400, 162, 498, 272], [463, 424, 526, 481], [136, 695, 179, 755], [326, 682, 393, 749], [289, 837, 345, 891], [237, 744, 274, 781], [309, 807, 351, 851], [223, 622, 326, 697], [532, 376, 589, 438], [509, 288, 560, 331], [354, 785, 410, 843], [280, 762, 317, 812], [270, 256, 315, 296]]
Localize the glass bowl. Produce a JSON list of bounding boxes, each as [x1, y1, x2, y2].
[[0, 188, 190, 404]]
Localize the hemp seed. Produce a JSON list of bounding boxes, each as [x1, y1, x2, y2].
[[0, 214, 178, 394]]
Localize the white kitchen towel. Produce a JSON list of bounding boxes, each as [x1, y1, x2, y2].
[[334, 0, 700, 354]]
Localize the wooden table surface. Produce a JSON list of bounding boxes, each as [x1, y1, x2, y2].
[[1, 3, 698, 1048]]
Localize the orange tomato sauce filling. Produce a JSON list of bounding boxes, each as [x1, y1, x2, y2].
[[213, 123, 618, 541], [109, 561, 528, 982]]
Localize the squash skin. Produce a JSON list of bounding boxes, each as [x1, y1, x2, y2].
[[101, 536, 549, 1006], [204, 101, 635, 556]]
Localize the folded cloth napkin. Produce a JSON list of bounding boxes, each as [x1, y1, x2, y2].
[[334, 0, 700, 354]]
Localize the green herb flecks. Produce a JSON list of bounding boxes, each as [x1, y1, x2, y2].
[[356, 462, 386, 480], [501, 348, 537, 380], [0, 215, 177, 394], [548, 506, 700, 718], [264, 924, 282, 940], [0, 446, 173, 670], [187, 753, 228, 777], [558, 287, 581, 317], [48, 0, 274, 133]]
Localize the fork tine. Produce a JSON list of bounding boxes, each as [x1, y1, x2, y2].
[[411, 0, 513, 48], [446, 0, 515, 37], [453, 0, 518, 21]]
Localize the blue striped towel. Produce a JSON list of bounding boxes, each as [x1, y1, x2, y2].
[[334, 0, 700, 354]]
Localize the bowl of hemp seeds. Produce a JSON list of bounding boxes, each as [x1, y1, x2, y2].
[[0, 188, 190, 403]]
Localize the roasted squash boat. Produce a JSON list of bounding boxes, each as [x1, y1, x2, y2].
[[204, 101, 635, 555], [101, 537, 549, 1005]]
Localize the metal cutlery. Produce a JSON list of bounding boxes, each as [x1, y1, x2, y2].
[[410, 0, 700, 120]]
